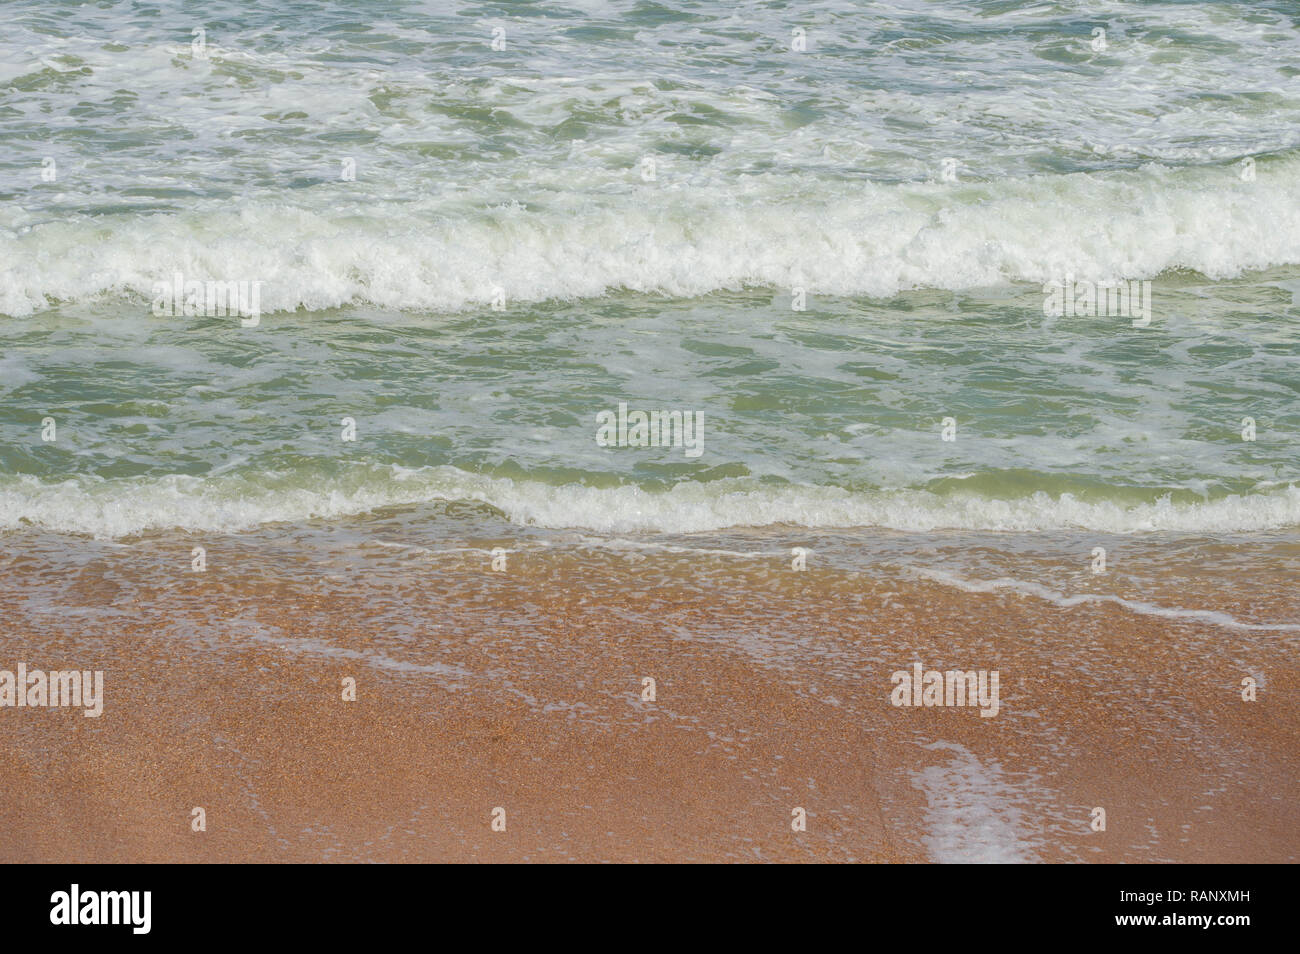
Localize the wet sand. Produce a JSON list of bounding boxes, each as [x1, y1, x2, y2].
[[0, 537, 1296, 863]]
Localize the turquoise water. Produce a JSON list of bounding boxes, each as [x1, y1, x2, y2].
[[1, 0, 1299, 539]]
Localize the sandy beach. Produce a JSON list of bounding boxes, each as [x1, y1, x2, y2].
[[2, 530, 1294, 863]]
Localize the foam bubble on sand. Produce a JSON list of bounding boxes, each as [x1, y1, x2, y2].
[[913, 742, 1040, 864], [910, 566, 1300, 633]]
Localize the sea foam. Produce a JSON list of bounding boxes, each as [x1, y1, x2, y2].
[[2, 467, 1299, 538], [4, 157, 1300, 317]]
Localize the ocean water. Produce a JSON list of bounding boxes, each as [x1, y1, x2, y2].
[[1, 0, 1299, 618]]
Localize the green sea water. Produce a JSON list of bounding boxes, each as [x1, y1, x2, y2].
[[1, 0, 1298, 542]]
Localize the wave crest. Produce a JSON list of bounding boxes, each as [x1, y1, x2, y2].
[[2, 467, 1298, 538], [4, 158, 1300, 317]]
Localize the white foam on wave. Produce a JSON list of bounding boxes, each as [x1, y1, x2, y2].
[[2, 466, 1299, 539], [4, 156, 1300, 317]]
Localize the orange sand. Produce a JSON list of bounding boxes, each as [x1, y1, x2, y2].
[[0, 542, 1295, 863]]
